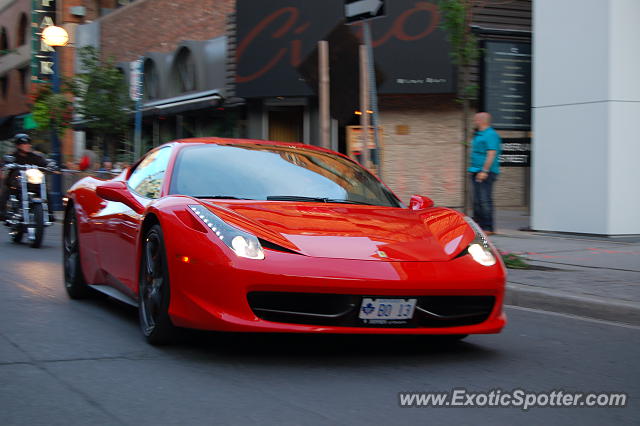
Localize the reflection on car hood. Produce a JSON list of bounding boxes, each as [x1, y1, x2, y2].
[[202, 201, 475, 261]]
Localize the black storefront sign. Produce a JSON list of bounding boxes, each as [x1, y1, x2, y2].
[[481, 40, 532, 130], [499, 137, 530, 167], [235, 0, 454, 98]]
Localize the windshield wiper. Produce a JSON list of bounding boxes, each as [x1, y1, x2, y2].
[[192, 195, 254, 200], [325, 199, 373, 206], [267, 195, 327, 202], [267, 195, 373, 205]]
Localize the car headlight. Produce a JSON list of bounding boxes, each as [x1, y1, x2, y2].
[[25, 168, 44, 185], [189, 205, 265, 260], [463, 217, 496, 266]]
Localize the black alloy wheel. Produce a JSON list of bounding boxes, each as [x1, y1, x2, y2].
[[139, 224, 178, 345], [63, 204, 91, 299]]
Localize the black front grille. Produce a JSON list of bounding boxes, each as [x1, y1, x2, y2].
[[247, 292, 495, 328], [416, 296, 495, 327]]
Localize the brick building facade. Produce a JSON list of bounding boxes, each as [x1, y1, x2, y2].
[[100, 0, 233, 62], [0, 0, 31, 123]]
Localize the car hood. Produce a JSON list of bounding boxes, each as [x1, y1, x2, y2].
[[202, 201, 475, 262]]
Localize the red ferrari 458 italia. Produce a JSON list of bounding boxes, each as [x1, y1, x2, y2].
[[63, 138, 506, 344]]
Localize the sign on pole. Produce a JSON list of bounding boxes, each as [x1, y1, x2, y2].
[[344, 0, 385, 24], [131, 58, 144, 159], [130, 59, 143, 101], [346, 126, 383, 175]]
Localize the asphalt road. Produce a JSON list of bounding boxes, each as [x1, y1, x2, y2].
[[1, 224, 638, 425]]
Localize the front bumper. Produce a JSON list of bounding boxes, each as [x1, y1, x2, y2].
[[165, 238, 506, 335]]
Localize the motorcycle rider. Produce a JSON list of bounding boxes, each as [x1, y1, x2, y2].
[[0, 133, 50, 221]]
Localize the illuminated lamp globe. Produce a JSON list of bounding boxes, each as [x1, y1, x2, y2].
[[42, 25, 69, 47]]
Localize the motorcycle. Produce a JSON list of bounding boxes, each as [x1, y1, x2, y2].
[[2, 155, 56, 248]]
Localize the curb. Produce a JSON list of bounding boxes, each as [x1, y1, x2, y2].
[[505, 282, 640, 326]]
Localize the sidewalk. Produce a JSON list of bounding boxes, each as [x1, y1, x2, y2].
[[492, 208, 640, 325]]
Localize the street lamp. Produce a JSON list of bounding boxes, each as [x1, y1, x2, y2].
[[41, 25, 68, 212], [42, 25, 69, 47]]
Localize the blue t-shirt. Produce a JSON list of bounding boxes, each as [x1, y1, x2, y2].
[[468, 127, 501, 174]]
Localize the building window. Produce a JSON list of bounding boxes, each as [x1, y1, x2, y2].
[[115, 66, 128, 97], [143, 59, 159, 100], [1, 28, 8, 55], [19, 67, 29, 94], [17, 14, 28, 46], [172, 48, 196, 95], [0, 75, 8, 99]]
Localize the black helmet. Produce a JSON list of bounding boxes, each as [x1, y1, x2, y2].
[[13, 133, 31, 145]]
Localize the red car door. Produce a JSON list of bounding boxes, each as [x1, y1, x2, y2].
[[97, 147, 172, 295]]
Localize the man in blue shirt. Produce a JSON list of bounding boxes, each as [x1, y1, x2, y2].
[[468, 112, 501, 234]]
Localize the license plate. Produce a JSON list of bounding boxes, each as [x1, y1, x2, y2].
[[359, 298, 417, 322]]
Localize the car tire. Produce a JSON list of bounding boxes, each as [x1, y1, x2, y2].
[[139, 224, 178, 345], [63, 203, 92, 299]]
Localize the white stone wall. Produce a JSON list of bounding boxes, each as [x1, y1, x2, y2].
[[532, 0, 640, 235]]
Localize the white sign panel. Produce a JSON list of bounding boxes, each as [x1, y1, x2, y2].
[[344, 0, 385, 24], [129, 59, 143, 101]]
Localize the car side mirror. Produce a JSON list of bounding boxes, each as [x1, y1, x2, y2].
[[96, 181, 144, 214], [409, 195, 434, 210]]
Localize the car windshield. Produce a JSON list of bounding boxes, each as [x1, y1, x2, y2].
[[169, 143, 401, 207]]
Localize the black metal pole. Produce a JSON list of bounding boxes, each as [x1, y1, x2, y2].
[[50, 48, 62, 211]]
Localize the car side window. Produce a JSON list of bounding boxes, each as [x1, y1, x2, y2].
[[128, 147, 172, 199]]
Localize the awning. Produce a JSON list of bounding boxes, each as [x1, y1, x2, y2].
[[141, 89, 223, 116], [20, 113, 38, 130], [71, 90, 226, 130]]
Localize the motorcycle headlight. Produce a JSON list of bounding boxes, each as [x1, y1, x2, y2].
[[463, 217, 496, 266], [189, 205, 265, 260], [25, 168, 44, 185]]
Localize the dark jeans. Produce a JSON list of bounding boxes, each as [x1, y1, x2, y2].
[[470, 172, 497, 232]]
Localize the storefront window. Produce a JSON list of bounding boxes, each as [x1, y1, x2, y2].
[[0, 75, 8, 99], [17, 14, 28, 46], [19, 67, 29, 94], [143, 59, 159, 100], [1, 28, 8, 55]]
